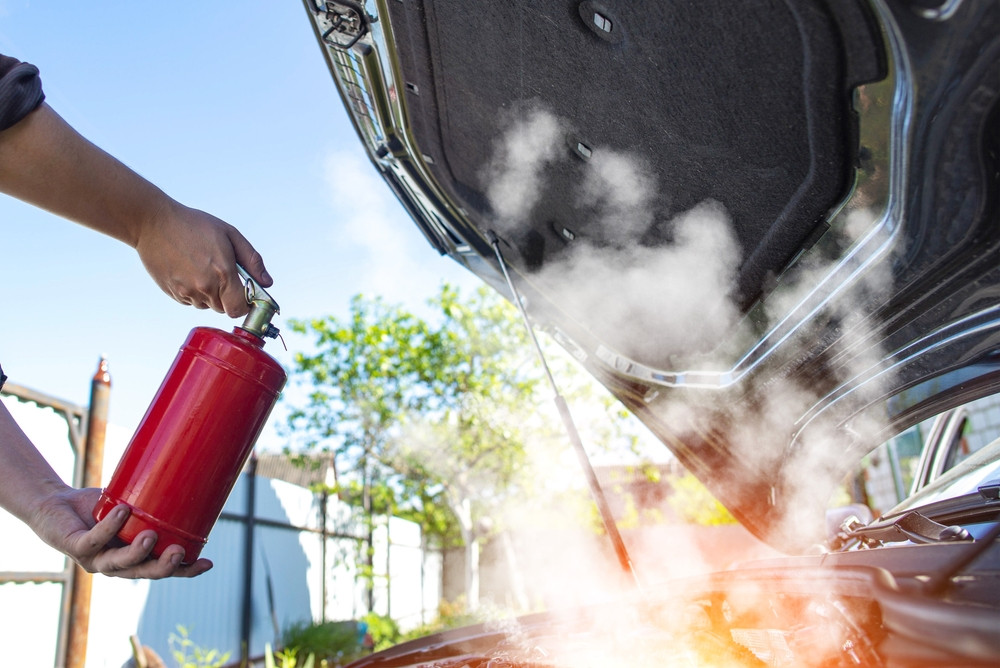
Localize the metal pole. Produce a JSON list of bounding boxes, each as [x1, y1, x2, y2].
[[66, 356, 111, 668], [240, 452, 258, 664], [886, 437, 906, 504], [320, 487, 328, 624], [487, 232, 640, 587]]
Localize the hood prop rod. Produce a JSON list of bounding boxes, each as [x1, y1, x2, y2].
[[488, 231, 641, 588]]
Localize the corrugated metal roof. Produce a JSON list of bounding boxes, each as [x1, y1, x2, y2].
[[250, 452, 335, 489]]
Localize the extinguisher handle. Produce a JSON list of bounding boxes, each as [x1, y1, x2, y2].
[[236, 265, 280, 312], [237, 264, 281, 339]]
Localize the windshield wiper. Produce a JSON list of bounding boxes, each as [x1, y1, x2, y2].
[[920, 478, 1000, 595], [924, 520, 1000, 596], [848, 510, 972, 547]]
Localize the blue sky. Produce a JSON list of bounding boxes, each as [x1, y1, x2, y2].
[[0, 2, 476, 449]]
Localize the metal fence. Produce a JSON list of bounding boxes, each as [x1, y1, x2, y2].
[[0, 377, 101, 668]]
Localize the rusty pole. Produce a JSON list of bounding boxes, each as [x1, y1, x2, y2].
[[66, 356, 111, 668]]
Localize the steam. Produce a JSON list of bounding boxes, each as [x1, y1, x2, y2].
[[536, 201, 742, 362], [389, 104, 900, 664], [475, 105, 902, 552], [482, 108, 743, 362], [577, 149, 657, 238], [484, 107, 564, 235]]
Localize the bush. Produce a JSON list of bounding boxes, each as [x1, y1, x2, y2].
[[398, 598, 484, 644], [358, 612, 399, 652], [281, 620, 365, 665], [168, 626, 230, 668]]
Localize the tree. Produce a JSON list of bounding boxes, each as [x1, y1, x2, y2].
[[284, 283, 669, 612], [284, 284, 551, 610], [284, 294, 436, 608], [398, 284, 551, 609], [666, 471, 737, 526]]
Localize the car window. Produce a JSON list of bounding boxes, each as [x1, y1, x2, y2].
[[923, 394, 1000, 489], [954, 394, 1000, 458], [835, 393, 1000, 515]]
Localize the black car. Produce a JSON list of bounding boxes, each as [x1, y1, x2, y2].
[[301, 0, 999, 665]]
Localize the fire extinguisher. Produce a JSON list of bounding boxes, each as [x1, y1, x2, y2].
[[93, 266, 286, 563]]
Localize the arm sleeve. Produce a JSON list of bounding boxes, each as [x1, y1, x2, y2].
[[0, 54, 46, 132]]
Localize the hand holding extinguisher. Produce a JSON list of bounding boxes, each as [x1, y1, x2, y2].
[[93, 266, 286, 563]]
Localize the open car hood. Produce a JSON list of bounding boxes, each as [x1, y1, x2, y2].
[[303, 0, 1000, 551]]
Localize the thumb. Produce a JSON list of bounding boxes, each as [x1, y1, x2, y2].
[[228, 228, 272, 288]]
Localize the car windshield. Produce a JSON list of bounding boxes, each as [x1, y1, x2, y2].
[[888, 438, 1000, 515], [835, 393, 1000, 517]]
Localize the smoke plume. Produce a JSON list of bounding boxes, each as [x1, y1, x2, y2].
[[391, 103, 901, 665], [484, 106, 564, 235], [476, 103, 901, 555]]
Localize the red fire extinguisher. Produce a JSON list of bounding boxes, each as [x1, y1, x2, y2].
[[93, 266, 286, 563]]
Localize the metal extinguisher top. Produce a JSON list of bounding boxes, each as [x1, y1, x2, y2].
[[237, 264, 281, 341]]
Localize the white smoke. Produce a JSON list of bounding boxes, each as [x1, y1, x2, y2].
[[536, 200, 742, 362], [484, 106, 564, 234], [577, 149, 657, 238], [475, 104, 902, 551], [392, 103, 901, 664]]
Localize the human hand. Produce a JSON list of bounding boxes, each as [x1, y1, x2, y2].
[[29, 486, 213, 579], [0, 103, 272, 317], [135, 199, 272, 318]]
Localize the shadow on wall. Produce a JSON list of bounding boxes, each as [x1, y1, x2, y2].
[[132, 475, 314, 664]]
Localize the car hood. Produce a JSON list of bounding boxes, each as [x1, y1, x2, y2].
[[303, 0, 1000, 551]]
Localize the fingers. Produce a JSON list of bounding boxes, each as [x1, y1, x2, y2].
[[80, 503, 131, 555], [86, 528, 157, 574], [229, 227, 272, 287], [76, 503, 212, 579], [219, 260, 250, 318], [33, 490, 210, 580], [220, 227, 272, 318], [123, 545, 213, 580], [86, 528, 213, 579]]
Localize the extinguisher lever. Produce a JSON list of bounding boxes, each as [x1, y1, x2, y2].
[[236, 264, 281, 340]]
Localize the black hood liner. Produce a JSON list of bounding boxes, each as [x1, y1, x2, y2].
[[387, 0, 885, 310]]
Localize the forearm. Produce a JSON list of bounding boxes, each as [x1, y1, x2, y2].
[[0, 401, 69, 527], [0, 102, 173, 248]]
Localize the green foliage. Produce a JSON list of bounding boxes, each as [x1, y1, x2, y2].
[[283, 282, 666, 606], [265, 642, 314, 668], [168, 626, 230, 668], [280, 619, 365, 665], [398, 598, 484, 643], [667, 472, 737, 525], [360, 612, 401, 652], [283, 284, 549, 551]]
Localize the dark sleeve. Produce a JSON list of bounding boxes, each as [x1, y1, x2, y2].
[[0, 53, 46, 132]]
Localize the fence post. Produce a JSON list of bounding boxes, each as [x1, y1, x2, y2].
[[240, 452, 258, 664], [66, 357, 111, 668], [320, 487, 328, 624]]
